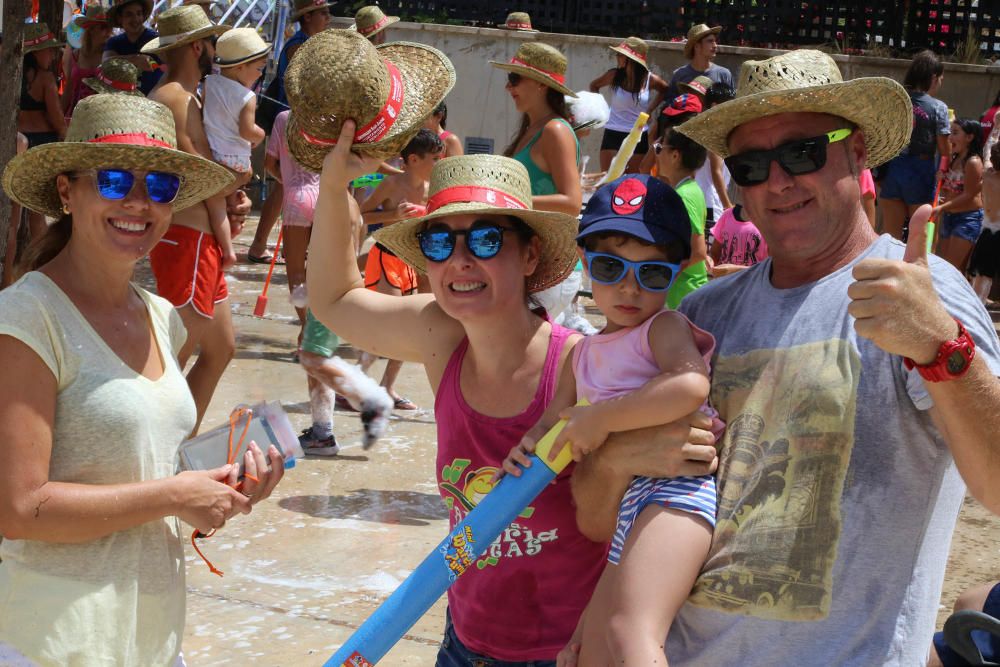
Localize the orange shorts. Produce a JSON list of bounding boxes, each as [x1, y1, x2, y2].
[[149, 225, 228, 318], [365, 243, 418, 295]]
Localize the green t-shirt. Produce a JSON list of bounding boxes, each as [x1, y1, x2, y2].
[[666, 177, 708, 309]]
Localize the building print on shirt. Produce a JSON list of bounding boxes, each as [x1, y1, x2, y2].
[[439, 458, 556, 570], [689, 340, 861, 621]]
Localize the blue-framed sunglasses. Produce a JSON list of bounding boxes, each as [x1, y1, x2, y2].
[[585, 251, 680, 292], [92, 168, 182, 204], [725, 128, 853, 187], [417, 220, 516, 262]]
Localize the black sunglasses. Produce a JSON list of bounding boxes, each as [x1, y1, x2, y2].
[[507, 72, 522, 87], [725, 128, 853, 187], [417, 220, 517, 262]]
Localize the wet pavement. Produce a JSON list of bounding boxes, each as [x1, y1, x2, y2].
[[131, 216, 1000, 665]]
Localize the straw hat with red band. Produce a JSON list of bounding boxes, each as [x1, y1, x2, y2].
[[289, 0, 333, 21], [140, 5, 229, 55], [490, 42, 576, 97], [683, 23, 722, 59], [22, 23, 64, 54], [351, 5, 400, 39], [678, 75, 712, 98], [610, 37, 648, 68], [285, 29, 455, 169], [83, 58, 144, 96], [2, 94, 233, 219], [71, 4, 112, 29], [374, 155, 579, 293], [498, 11, 538, 32]]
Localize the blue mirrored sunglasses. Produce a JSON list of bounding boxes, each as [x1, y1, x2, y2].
[[585, 251, 680, 292], [93, 168, 182, 204], [417, 220, 512, 263]]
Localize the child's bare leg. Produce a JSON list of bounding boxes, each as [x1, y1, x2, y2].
[[300, 350, 393, 448], [372, 273, 415, 409], [575, 564, 618, 666], [606, 507, 712, 665], [283, 225, 310, 324]]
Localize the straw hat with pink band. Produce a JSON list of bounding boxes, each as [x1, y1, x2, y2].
[[374, 155, 579, 293], [285, 29, 455, 169], [2, 94, 233, 218], [351, 5, 400, 39], [610, 36, 648, 68], [490, 42, 577, 97], [83, 58, 144, 96], [498, 11, 538, 32], [22, 22, 64, 54]]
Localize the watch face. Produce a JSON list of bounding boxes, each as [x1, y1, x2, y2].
[[946, 349, 969, 375]]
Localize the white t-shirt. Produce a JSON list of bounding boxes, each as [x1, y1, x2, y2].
[[694, 157, 729, 216], [203, 73, 255, 160]]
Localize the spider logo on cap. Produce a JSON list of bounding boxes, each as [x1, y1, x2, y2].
[[612, 178, 647, 215]]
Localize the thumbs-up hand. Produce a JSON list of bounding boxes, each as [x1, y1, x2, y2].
[[847, 205, 958, 364]]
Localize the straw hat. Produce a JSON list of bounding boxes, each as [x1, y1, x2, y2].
[[71, 4, 112, 29], [351, 6, 399, 39], [683, 23, 722, 59], [83, 58, 143, 95], [22, 23, 64, 54], [498, 11, 537, 32], [676, 50, 911, 168], [374, 155, 579, 293], [490, 42, 577, 97], [108, 0, 153, 26], [289, 0, 333, 21], [678, 75, 713, 97], [2, 95, 234, 218], [610, 37, 648, 68], [214, 28, 271, 67], [285, 30, 455, 168], [140, 5, 229, 55]]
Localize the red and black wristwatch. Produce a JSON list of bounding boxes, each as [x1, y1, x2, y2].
[[903, 318, 976, 382]]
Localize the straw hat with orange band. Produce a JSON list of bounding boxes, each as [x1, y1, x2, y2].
[[490, 42, 577, 98]]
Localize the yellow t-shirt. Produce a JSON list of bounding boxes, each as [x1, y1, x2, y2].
[[0, 272, 196, 666]]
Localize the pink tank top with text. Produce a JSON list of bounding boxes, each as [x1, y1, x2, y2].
[[434, 322, 606, 661]]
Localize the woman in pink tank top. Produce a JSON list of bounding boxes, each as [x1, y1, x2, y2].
[[61, 6, 112, 119]]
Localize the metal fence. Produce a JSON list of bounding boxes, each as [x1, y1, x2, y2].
[[331, 0, 1000, 59]]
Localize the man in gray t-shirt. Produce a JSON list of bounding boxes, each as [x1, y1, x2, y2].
[[573, 49, 1000, 666], [666, 24, 734, 100]]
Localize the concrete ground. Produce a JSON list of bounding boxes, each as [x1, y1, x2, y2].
[[140, 216, 1000, 666]]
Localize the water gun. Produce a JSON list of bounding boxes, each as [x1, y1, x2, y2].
[[323, 405, 585, 666], [351, 173, 385, 190], [596, 112, 649, 186]]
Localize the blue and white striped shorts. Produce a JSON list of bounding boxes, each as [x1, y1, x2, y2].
[[608, 474, 717, 565]]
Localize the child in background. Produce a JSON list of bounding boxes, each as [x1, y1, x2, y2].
[[934, 118, 985, 272], [501, 175, 722, 666], [358, 129, 444, 411], [204, 28, 269, 186], [710, 202, 768, 277], [969, 142, 1000, 305]]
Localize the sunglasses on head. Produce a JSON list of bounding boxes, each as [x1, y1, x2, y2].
[[725, 128, 853, 187], [585, 251, 680, 292], [507, 72, 522, 87], [91, 168, 182, 204], [417, 219, 520, 263]]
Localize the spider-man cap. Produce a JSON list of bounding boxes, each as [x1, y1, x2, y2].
[[577, 174, 692, 259]]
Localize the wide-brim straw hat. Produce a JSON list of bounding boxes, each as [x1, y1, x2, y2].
[[350, 5, 399, 39], [2, 95, 234, 219], [289, 0, 333, 21], [684, 23, 722, 59], [490, 42, 576, 97], [215, 27, 271, 67], [71, 4, 112, 29], [22, 23, 64, 54], [141, 5, 229, 55], [285, 30, 455, 169], [610, 37, 648, 68], [498, 12, 537, 32], [374, 155, 579, 293], [676, 49, 911, 168], [108, 0, 153, 26], [83, 58, 144, 95]]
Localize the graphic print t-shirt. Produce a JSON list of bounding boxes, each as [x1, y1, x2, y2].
[[669, 234, 1000, 666]]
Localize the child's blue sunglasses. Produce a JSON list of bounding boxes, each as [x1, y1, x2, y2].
[[585, 251, 680, 292]]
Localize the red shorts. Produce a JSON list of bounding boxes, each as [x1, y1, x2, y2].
[[149, 225, 228, 318], [365, 243, 418, 295]]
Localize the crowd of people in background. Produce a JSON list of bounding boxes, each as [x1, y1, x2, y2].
[[2, 3, 1000, 666]]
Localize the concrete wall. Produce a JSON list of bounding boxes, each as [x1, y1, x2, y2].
[[332, 17, 1000, 165]]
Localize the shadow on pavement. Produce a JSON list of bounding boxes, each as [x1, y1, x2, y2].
[[279, 489, 449, 526]]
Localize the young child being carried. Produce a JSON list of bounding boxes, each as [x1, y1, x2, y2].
[[502, 174, 723, 666], [203, 28, 268, 186], [358, 129, 444, 411]]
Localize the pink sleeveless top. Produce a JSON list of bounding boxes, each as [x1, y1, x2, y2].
[[67, 52, 98, 118], [434, 322, 606, 661]]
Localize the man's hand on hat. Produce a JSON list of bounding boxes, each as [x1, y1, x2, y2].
[[848, 204, 958, 364], [321, 119, 384, 188]]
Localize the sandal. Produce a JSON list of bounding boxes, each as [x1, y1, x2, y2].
[[247, 252, 285, 265], [393, 396, 418, 411]]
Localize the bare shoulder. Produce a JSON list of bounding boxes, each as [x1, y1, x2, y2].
[[650, 73, 669, 89], [148, 80, 188, 109], [648, 309, 694, 345]]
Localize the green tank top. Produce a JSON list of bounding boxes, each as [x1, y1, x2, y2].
[[511, 117, 580, 196]]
